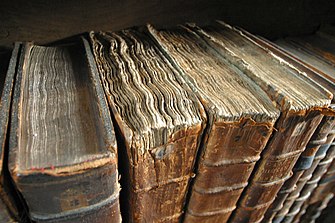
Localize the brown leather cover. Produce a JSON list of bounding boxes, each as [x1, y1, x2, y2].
[[90, 30, 207, 222], [284, 140, 335, 223], [184, 119, 274, 222], [189, 22, 332, 223], [238, 30, 335, 223], [264, 116, 335, 222], [8, 40, 121, 222], [231, 110, 323, 223], [148, 25, 279, 223]]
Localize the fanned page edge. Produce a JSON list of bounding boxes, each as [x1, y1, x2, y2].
[[191, 21, 332, 112], [9, 40, 118, 178]]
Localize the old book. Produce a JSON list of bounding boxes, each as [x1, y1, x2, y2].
[[237, 30, 335, 223], [253, 32, 335, 223], [0, 44, 28, 222], [300, 193, 334, 223], [272, 121, 335, 223], [90, 29, 207, 223], [148, 25, 279, 223], [299, 159, 335, 223], [8, 39, 121, 222], [189, 21, 332, 223], [288, 140, 335, 223]]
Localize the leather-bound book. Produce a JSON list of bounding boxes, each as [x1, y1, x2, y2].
[[253, 31, 335, 223], [148, 25, 279, 223], [276, 126, 335, 223], [236, 30, 335, 223], [0, 44, 28, 222], [316, 188, 335, 223], [299, 158, 335, 223], [189, 21, 332, 223], [300, 193, 334, 223], [8, 39, 121, 222], [289, 141, 335, 223], [90, 29, 207, 223]]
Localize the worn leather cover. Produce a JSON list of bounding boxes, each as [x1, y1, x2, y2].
[[248, 31, 335, 223], [288, 140, 335, 223], [8, 40, 121, 222], [189, 21, 333, 223], [0, 44, 28, 222], [297, 143, 335, 223], [90, 29, 207, 222], [300, 193, 334, 223], [148, 25, 279, 223], [237, 30, 335, 223]]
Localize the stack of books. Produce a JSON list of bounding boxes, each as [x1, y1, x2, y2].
[[0, 21, 335, 223]]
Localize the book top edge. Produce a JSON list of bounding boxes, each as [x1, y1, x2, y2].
[[146, 25, 280, 123], [13, 42, 117, 172], [195, 22, 332, 111]]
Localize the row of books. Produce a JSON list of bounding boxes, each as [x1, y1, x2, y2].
[[0, 21, 334, 223]]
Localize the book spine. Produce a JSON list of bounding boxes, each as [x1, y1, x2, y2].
[[263, 115, 335, 222], [281, 133, 335, 223], [300, 193, 334, 223], [184, 119, 274, 223], [16, 164, 120, 223], [308, 158, 335, 204], [230, 110, 324, 223], [127, 124, 205, 223], [315, 192, 335, 223]]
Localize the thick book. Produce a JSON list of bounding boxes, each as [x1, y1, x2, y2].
[[148, 25, 279, 223], [89, 29, 207, 222], [190, 21, 333, 223], [237, 29, 335, 223], [0, 44, 27, 222], [258, 31, 335, 223], [290, 141, 335, 223], [8, 39, 121, 222], [299, 158, 335, 223], [273, 119, 335, 223]]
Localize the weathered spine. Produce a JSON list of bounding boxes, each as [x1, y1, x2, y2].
[[231, 111, 323, 223], [284, 134, 335, 223], [298, 153, 335, 223], [300, 194, 334, 223], [147, 25, 279, 223], [90, 30, 207, 223], [184, 119, 274, 223], [265, 115, 335, 222], [187, 22, 329, 223]]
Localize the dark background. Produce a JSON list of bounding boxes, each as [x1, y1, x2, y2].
[[0, 0, 335, 49]]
